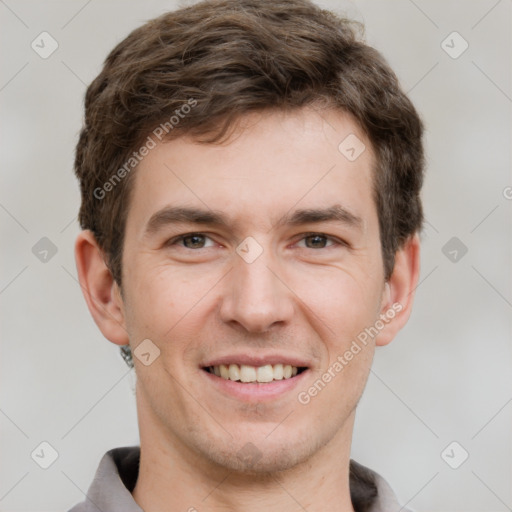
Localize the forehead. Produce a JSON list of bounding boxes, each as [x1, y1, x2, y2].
[[125, 108, 377, 236]]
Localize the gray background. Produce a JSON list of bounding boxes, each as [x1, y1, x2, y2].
[[1, 0, 511, 510]]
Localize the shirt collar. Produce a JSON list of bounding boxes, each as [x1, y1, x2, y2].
[[69, 446, 409, 512]]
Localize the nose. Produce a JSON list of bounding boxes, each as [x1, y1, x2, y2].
[[219, 247, 294, 333]]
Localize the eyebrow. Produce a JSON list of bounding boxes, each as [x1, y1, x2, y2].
[[143, 204, 363, 237], [276, 205, 362, 230], [144, 207, 229, 237]]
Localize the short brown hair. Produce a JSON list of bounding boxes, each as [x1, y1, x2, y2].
[[75, 0, 424, 287]]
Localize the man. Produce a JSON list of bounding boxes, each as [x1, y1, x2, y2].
[[70, 0, 424, 510]]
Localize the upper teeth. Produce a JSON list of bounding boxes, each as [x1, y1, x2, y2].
[[209, 364, 299, 383]]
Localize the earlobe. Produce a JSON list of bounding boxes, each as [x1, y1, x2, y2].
[[74, 230, 129, 346], [376, 234, 421, 347]]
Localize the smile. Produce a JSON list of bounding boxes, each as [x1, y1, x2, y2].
[[204, 363, 307, 383]]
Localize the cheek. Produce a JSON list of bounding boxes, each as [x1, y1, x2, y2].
[[127, 261, 190, 321], [291, 265, 382, 340], [124, 261, 221, 356], [296, 270, 379, 408], [122, 264, 176, 346]]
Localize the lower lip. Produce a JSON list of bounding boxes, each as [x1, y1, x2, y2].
[[200, 368, 310, 402]]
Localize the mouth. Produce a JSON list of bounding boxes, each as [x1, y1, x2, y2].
[[202, 363, 308, 383], [200, 355, 311, 402]]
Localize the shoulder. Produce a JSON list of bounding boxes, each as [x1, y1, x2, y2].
[[350, 459, 415, 512], [67, 446, 141, 512]]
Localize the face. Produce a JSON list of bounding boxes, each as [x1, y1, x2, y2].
[[120, 108, 389, 472]]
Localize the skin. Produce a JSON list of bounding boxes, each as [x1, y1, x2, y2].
[[75, 107, 420, 512]]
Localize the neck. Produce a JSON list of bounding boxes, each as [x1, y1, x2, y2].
[[132, 391, 356, 512]]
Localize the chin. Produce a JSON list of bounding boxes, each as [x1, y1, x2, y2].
[[189, 426, 323, 475], [210, 443, 311, 474]]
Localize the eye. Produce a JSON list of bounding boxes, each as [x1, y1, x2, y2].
[[169, 233, 216, 249], [296, 233, 341, 249]]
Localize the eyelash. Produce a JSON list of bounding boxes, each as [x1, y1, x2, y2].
[[166, 232, 347, 250]]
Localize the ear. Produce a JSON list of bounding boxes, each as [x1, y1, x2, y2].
[[74, 230, 129, 346], [375, 234, 421, 347]]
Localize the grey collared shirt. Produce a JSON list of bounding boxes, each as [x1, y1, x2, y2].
[[68, 446, 413, 512]]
